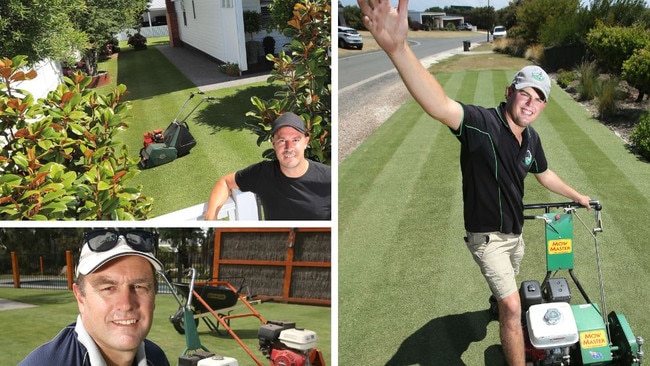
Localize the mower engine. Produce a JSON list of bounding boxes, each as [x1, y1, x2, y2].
[[526, 302, 578, 365], [258, 321, 319, 366]]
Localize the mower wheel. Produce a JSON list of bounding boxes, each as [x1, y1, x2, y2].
[[170, 309, 200, 335], [172, 316, 200, 335]]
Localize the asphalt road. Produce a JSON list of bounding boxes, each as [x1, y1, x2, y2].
[[337, 33, 487, 162], [338, 33, 488, 90]]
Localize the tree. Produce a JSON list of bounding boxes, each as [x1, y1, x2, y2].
[[495, 2, 519, 30], [244, 10, 263, 38], [72, 0, 149, 76], [470, 6, 495, 31], [539, 6, 592, 47], [0, 227, 84, 274], [1, 0, 148, 74], [516, 0, 580, 44], [342, 5, 365, 30], [269, 0, 299, 31], [589, 0, 648, 27], [248, 1, 331, 164], [0, 0, 87, 66], [158, 228, 212, 281]]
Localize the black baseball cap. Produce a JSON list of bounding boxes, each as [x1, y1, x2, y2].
[[271, 112, 308, 136]]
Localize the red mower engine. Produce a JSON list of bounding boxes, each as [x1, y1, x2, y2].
[[142, 128, 164, 148], [269, 348, 307, 366], [258, 321, 322, 366]]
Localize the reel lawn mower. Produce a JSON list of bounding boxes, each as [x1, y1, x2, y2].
[[513, 201, 644, 366], [139, 91, 215, 169], [159, 268, 326, 366]]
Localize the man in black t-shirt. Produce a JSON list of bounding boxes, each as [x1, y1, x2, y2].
[[359, 1, 591, 365], [205, 112, 331, 220]]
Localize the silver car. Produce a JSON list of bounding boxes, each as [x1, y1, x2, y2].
[[338, 26, 363, 50]]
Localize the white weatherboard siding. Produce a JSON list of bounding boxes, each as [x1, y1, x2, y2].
[[13, 59, 63, 99], [175, 0, 247, 70]]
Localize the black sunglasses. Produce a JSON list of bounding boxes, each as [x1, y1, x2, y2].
[[83, 229, 158, 254]]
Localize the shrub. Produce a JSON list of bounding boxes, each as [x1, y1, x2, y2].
[[595, 76, 621, 119], [127, 33, 147, 50], [556, 69, 577, 89], [243, 10, 262, 37], [524, 44, 545, 63], [586, 23, 650, 73], [622, 47, 650, 101], [495, 37, 528, 58], [247, 0, 331, 164], [0, 55, 152, 220], [630, 111, 650, 160], [218, 62, 241, 77], [576, 60, 599, 101]]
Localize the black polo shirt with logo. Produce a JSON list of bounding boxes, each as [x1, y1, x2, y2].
[[450, 102, 548, 234]]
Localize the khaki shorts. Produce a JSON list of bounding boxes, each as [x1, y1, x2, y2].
[[465, 231, 525, 300]]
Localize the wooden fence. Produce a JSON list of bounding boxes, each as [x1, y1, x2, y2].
[[213, 228, 331, 306]]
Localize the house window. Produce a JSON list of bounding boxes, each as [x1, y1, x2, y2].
[[181, 0, 187, 26], [261, 0, 272, 28]]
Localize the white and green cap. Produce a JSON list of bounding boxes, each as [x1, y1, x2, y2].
[[511, 65, 551, 101]]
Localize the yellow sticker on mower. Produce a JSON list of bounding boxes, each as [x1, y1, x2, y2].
[[580, 330, 608, 349], [207, 292, 227, 301], [548, 238, 572, 254]]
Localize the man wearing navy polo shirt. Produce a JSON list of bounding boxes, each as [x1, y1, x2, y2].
[[359, 1, 591, 365]]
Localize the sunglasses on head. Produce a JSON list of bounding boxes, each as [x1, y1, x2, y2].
[[83, 229, 158, 254]]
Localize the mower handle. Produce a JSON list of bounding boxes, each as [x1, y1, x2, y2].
[[523, 200, 601, 213]]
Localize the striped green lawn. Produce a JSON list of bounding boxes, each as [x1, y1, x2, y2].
[[97, 42, 278, 218], [339, 68, 650, 365]]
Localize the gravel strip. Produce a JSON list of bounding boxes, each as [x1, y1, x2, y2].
[[338, 71, 411, 163], [337, 49, 464, 163]]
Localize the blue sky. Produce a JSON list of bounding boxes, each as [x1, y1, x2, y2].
[[338, 0, 511, 11]]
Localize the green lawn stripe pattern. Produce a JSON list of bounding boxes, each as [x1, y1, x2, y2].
[[339, 68, 650, 365], [544, 87, 650, 275], [105, 46, 276, 217]]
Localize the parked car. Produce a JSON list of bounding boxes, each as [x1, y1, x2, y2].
[[458, 23, 473, 31], [492, 25, 507, 39], [338, 26, 363, 50]]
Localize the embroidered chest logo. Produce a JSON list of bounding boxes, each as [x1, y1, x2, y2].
[[524, 149, 533, 166]]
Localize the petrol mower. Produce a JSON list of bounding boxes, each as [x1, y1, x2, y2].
[[139, 91, 215, 169], [159, 268, 326, 366], [510, 201, 644, 366]]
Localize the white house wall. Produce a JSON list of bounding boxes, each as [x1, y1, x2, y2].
[[174, 0, 247, 71], [14, 59, 64, 100]]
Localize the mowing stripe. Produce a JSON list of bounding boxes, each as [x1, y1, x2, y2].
[[338, 100, 422, 216], [542, 88, 650, 275]]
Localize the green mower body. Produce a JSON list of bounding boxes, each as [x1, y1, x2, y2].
[[520, 204, 644, 366]]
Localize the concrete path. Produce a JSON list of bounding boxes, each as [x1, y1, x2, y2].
[[156, 45, 270, 92], [0, 298, 36, 311]]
